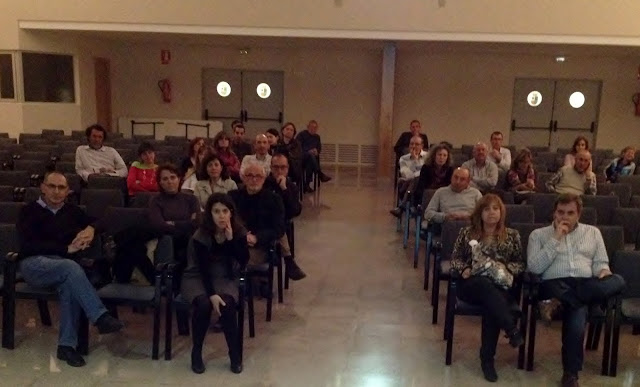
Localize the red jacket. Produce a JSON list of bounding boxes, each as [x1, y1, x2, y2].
[[127, 162, 158, 196], [218, 150, 241, 177]]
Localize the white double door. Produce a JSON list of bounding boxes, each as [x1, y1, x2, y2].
[[202, 69, 284, 137], [510, 78, 602, 149]]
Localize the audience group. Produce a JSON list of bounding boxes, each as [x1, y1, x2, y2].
[[15, 119, 331, 375], [391, 120, 633, 386]]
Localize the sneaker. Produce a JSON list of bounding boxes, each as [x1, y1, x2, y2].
[[481, 360, 498, 382], [57, 345, 86, 367], [95, 313, 124, 334], [538, 298, 562, 324], [389, 207, 403, 218], [561, 372, 579, 387]]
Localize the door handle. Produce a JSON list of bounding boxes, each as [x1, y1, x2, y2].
[[553, 120, 558, 132]]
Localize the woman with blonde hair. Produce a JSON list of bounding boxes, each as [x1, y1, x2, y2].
[[450, 193, 525, 382]]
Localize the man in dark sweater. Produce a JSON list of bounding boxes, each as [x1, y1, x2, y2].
[[264, 153, 306, 280], [230, 123, 253, 162], [16, 171, 123, 367], [229, 163, 285, 268], [296, 120, 331, 192], [393, 119, 429, 161]]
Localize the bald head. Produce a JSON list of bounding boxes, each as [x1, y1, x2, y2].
[[255, 134, 269, 155], [574, 150, 592, 173], [451, 167, 471, 192]]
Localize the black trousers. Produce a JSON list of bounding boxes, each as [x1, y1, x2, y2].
[[457, 276, 517, 361], [112, 226, 161, 284], [191, 294, 240, 364], [539, 275, 626, 374]]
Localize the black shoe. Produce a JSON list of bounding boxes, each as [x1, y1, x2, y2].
[[258, 282, 272, 299], [481, 360, 498, 382], [303, 185, 315, 193], [191, 351, 205, 374], [389, 207, 403, 218], [284, 257, 307, 281], [506, 328, 524, 348], [561, 372, 579, 387], [319, 173, 331, 183], [230, 362, 243, 374], [57, 345, 86, 367], [95, 313, 124, 334]]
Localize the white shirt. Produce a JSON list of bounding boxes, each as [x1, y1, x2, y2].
[[487, 147, 512, 171], [399, 150, 428, 179], [75, 145, 128, 182], [240, 154, 272, 176]]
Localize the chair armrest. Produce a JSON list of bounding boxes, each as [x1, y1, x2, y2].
[[522, 272, 542, 301]]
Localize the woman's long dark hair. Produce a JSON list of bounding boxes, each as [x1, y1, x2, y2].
[[200, 193, 245, 237], [199, 153, 230, 181]]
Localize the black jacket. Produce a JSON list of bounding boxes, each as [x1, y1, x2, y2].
[[264, 175, 302, 220]]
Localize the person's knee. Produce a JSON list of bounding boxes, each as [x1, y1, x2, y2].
[[63, 259, 86, 279]]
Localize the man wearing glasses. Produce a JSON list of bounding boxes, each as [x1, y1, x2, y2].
[[16, 171, 123, 367], [264, 153, 306, 280]]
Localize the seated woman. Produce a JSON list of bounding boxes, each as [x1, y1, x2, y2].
[[212, 131, 241, 180], [278, 122, 304, 184], [126, 141, 159, 197], [194, 154, 238, 209], [182, 193, 248, 374], [450, 194, 525, 382], [180, 137, 205, 177], [605, 146, 636, 183], [149, 164, 201, 272], [390, 143, 453, 217], [265, 128, 280, 155], [507, 148, 536, 203], [182, 145, 212, 193], [564, 135, 590, 169]]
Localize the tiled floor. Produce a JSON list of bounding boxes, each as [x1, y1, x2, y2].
[[1, 181, 639, 386]]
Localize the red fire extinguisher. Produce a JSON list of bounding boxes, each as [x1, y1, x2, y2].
[[158, 79, 171, 103]]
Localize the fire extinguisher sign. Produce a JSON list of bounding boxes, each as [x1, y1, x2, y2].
[[161, 50, 171, 65]]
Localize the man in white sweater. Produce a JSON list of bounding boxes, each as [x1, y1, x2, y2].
[[423, 167, 482, 227], [546, 150, 596, 196]]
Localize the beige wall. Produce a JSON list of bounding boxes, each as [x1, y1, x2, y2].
[[111, 43, 381, 145], [394, 51, 639, 152]]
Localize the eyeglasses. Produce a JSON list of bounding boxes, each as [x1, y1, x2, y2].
[[45, 183, 68, 191], [244, 174, 265, 179]]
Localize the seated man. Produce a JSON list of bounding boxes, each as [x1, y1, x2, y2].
[[423, 167, 482, 227], [263, 153, 306, 280], [16, 171, 124, 367], [527, 194, 625, 387], [462, 142, 498, 193], [230, 123, 253, 162], [393, 119, 429, 161], [546, 150, 597, 196], [486, 131, 511, 172], [296, 120, 331, 187], [229, 162, 285, 276], [75, 124, 128, 182], [240, 134, 272, 176], [390, 135, 428, 217]]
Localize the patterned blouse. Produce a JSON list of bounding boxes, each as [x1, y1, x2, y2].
[[451, 227, 525, 289], [507, 165, 535, 191]]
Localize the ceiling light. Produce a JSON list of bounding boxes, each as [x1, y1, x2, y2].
[[555, 56, 566, 62]]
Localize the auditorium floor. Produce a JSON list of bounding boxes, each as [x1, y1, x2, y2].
[[1, 176, 639, 386]]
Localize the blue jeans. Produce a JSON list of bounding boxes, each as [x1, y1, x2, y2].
[[540, 275, 626, 374], [20, 256, 108, 348]]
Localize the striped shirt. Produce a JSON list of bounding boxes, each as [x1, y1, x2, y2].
[[75, 145, 128, 182], [527, 223, 610, 280], [461, 159, 498, 191], [240, 154, 272, 176]]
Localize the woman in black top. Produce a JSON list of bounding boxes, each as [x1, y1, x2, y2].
[[411, 143, 454, 206], [182, 193, 249, 374]]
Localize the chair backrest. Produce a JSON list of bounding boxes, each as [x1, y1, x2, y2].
[[420, 188, 437, 209], [528, 193, 558, 223], [0, 202, 25, 224], [0, 185, 14, 202], [13, 159, 48, 176], [131, 192, 159, 208], [0, 223, 19, 260], [440, 220, 470, 260], [58, 141, 81, 153], [579, 206, 597, 225], [535, 172, 555, 193], [597, 183, 632, 207], [505, 204, 534, 226], [528, 146, 549, 156], [611, 250, 640, 299], [19, 151, 50, 161], [87, 175, 127, 191], [23, 187, 41, 203], [617, 175, 640, 196], [100, 207, 150, 234], [511, 222, 547, 255], [582, 195, 619, 225], [0, 171, 30, 187], [80, 189, 125, 219], [612, 208, 640, 246], [597, 225, 625, 260], [54, 161, 77, 174], [41, 129, 65, 137]]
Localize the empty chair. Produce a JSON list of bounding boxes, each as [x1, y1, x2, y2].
[[505, 204, 534, 226], [54, 161, 76, 174], [32, 145, 61, 157], [0, 171, 30, 187], [533, 152, 558, 172], [612, 207, 640, 248], [579, 207, 598, 225], [87, 175, 127, 191], [0, 202, 25, 224], [597, 225, 625, 259], [528, 193, 557, 224], [598, 183, 632, 207], [5, 144, 25, 158], [115, 149, 135, 165], [64, 173, 82, 204], [19, 151, 50, 161], [617, 175, 640, 207], [12, 159, 48, 178], [80, 189, 125, 219], [582, 195, 619, 225], [18, 133, 42, 143], [40, 129, 65, 137], [0, 185, 14, 202], [133, 135, 155, 142], [71, 130, 86, 140]]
